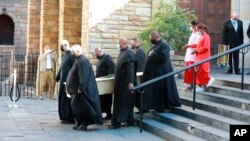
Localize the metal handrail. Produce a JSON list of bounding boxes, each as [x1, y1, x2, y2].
[[133, 42, 250, 133], [133, 42, 250, 91]]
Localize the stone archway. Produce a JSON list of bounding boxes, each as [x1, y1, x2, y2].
[[0, 10, 22, 51]]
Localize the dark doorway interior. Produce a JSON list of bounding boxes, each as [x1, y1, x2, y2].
[[0, 14, 14, 45]]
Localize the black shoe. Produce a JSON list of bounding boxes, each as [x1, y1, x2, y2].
[[77, 124, 87, 131], [123, 122, 135, 127], [103, 114, 112, 120], [135, 110, 149, 114], [72, 124, 80, 130], [72, 122, 81, 130], [246, 72, 250, 75], [61, 120, 71, 124], [155, 109, 165, 113], [108, 123, 121, 129], [235, 71, 241, 75], [226, 70, 232, 74]]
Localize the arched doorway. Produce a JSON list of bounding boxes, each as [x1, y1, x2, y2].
[[0, 14, 14, 45]]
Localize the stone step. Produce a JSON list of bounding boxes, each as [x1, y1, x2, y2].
[[151, 112, 229, 141], [179, 89, 250, 111], [206, 85, 250, 100], [213, 78, 250, 90], [180, 95, 250, 123], [172, 105, 247, 132], [175, 78, 250, 100], [135, 116, 206, 141]]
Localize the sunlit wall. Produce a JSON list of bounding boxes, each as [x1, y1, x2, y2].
[[89, 0, 130, 27]]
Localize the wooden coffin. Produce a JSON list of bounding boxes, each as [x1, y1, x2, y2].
[[96, 72, 143, 95]]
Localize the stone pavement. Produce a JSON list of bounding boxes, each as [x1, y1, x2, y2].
[[0, 97, 164, 141]]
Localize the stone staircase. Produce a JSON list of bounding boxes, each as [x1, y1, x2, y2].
[[135, 78, 250, 141]]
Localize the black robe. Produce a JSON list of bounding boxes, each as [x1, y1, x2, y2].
[[96, 54, 115, 116], [55, 50, 75, 122], [96, 54, 115, 77], [135, 46, 146, 72], [113, 47, 137, 123], [142, 39, 181, 112], [66, 55, 103, 125]]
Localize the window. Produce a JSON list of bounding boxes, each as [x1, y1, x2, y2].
[[0, 14, 14, 45]]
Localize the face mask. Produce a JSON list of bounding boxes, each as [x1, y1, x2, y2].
[[73, 53, 78, 58], [150, 39, 157, 44], [197, 31, 202, 36], [231, 19, 237, 22], [96, 55, 102, 59], [60, 45, 64, 52]]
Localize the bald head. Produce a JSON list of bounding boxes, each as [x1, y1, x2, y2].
[[149, 31, 160, 44], [94, 47, 104, 58], [60, 39, 70, 52], [131, 37, 141, 49], [231, 12, 238, 20], [119, 37, 128, 49]]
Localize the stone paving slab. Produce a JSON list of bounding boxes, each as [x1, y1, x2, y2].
[[0, 97, 164, 141]]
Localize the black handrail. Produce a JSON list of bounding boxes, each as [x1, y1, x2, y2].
[[134, 42, 250, 133]]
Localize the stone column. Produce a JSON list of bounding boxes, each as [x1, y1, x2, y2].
[[35, 0, 44, 96], [239, 0, 250, 68], [81, 0, 90, 55]]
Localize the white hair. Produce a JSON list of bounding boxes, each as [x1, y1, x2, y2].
[[71, 44, 83, 54]]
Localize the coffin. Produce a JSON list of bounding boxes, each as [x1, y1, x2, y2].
[[96, 72, 143, 95]]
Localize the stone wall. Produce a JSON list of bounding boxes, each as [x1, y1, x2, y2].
[[0, 0, 28, 51], [64, 0, 82, 45], [43, 0, 59, 51], [81, 0, 90, 54], [88, 0, 152, 59], [28, 0, 41, 52]]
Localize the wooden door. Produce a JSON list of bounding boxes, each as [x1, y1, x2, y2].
[[180, 0, 231, 62]]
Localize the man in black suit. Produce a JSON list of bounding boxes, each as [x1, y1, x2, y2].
[[222, 12, 244, 74], [246, 23, 250, 75]]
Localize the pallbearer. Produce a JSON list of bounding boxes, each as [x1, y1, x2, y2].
[[66, 44, 103, 131], [108, 37, 137, 129], [55, 39, 75, 124], [94, 47, 116, 120]]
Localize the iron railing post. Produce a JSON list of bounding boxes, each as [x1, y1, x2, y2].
[[192, 68, 197, 110], [139, 89, 143, 133], [241, 52, 245, 90], [240, 46, 248, 90]]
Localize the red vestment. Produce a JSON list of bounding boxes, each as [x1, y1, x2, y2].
[[191, 32, 211, 85]]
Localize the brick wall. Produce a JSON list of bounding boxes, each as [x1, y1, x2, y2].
[[64, 0, 82, 45], [43, 0, 59, 51], [28, 0, 41, 52]]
